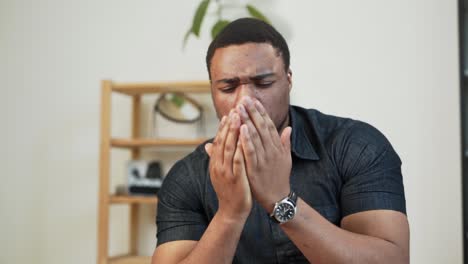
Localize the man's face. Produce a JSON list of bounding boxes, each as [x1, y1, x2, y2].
[[209, 43, 292, 131]]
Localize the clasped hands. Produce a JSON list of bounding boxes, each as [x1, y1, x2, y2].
[[205, 96, 292, 220]]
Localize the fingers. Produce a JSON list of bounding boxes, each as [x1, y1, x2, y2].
[[212, 115, 227, 150], [240, 124, 258, 169], [204, 143, 212, 157], [233, 139, 246, 178], [254, 99, 282, 148], [213, 113, 231, 163], [280, 126, 292, 152], [223, 111, 241, 167], [238, 97, 284, 153], [237, 103, 265, 158], [242, 97, 270, 147]]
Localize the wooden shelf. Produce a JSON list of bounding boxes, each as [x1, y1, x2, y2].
[[109, 255, 151, 264], [98, 80, 212, 264], [112, 81, 210, 95], [111, 138, 209, 148], [109, 195, 158, 205]]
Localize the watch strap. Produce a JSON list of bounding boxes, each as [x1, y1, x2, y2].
[[288, 190, 297, 206]]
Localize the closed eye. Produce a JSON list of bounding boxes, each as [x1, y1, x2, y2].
[[220, 85, 237, 93], [255, 81, 274, 88]]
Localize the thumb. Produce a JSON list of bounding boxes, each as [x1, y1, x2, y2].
[[280, 126, 292, 152], [205, 143, 213, 157]]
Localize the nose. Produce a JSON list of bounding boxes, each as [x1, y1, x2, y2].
[[236, 83, 256, 105]]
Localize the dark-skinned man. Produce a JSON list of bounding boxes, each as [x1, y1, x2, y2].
[[152, 18, 409, 264]]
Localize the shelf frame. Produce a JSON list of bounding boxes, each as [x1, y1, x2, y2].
[[97, 80, 211, 264], [112, 81, 211, 96], [108, 255, 151, 264], [129, 94, 141, 256], [109, 195, 158, 205], [97, 80, 112, 264], [111, 138, 209, 148]]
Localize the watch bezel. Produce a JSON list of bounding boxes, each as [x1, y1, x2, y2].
[[271, 198, 297, 224], [273, 199, 296, 224]]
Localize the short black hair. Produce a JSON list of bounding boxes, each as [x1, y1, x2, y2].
[[206, 17, 290, 80]]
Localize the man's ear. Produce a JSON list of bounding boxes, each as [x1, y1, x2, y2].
[[287, 68, 292, 92]]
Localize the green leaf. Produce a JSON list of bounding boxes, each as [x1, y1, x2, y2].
[[211, 20, 230, 39], [182, 29, 192, 49], [170, 94, 185, 108], [246, 4, 270, 24], [192, 0, 210, 37]]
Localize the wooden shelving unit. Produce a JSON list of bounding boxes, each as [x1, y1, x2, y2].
[[109, 255, 151, 264], [109, 195, 158, 205], [97, 80, 211, 264], [111, 138, 208, 149]]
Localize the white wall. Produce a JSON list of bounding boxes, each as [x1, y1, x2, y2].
[[1, 0, 461, 263]]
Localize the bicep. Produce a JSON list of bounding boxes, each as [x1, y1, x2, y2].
[[152, 240, 198, 264], [341, 210, 409, 255]]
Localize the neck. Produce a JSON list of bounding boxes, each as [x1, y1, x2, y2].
[[277, 110, 290, 134]]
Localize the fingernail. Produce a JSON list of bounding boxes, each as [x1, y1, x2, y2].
[[231, 113, 239, 127], [244, 96, 253, 107], [237, 104, 248, 119], [220, 116, 227, 126], [229, 109, 234, 118], [254, 100, 265, 115], [241, 125, 249, 138]]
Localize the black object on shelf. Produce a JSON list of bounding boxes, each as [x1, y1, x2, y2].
[[127, 160, 164, 196]]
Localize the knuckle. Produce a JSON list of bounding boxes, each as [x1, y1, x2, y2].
[[229, 125, 237, 133], [213, 166, 222, 176], [267, 121, 276, 130], [233, 156, 243, 165], [249, 128, 258, 139], [245, 147, 255, 156], [225, 144, 234, 153]]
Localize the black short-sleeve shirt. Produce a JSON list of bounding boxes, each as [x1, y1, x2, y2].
[[156, 105, 406, 264]]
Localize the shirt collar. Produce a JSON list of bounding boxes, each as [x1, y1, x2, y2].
[[289, 106, 320, 160]]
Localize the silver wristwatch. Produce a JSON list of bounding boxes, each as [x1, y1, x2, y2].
[[270, 191, 298, 224]]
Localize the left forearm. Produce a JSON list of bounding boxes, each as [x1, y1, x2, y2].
[[280, 199, 408, 264]]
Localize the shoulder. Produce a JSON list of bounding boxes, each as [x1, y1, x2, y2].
[[326, 118, 402, 183], [293, 106, 392, 150], [290, 105, 353, 140], [173, 140, 211, 174], [337, 120, 392, 149], [180, 141, 211, 173], [158, 141, 211, 202], [291, 105, 400, 169], [330, 119, 396, 164], [291, 106, 386, 147]]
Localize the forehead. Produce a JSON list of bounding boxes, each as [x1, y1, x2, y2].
[[210, 43, 283, 78]]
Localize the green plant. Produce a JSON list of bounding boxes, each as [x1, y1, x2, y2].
[[183, 0, 271, 47]]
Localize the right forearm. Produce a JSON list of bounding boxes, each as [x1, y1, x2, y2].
[[179, 211, 247, 264]]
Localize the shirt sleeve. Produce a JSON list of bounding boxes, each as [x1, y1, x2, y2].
[[156, 159, 208, 246], [334, 121, 407, 218]]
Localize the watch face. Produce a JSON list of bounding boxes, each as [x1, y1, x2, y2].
[[274, 202, 296, 223]]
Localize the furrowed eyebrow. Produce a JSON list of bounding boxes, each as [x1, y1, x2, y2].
[[215, 77, 240, 84], [214, 73, 274, 85], [249, 73, 275, 81]]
